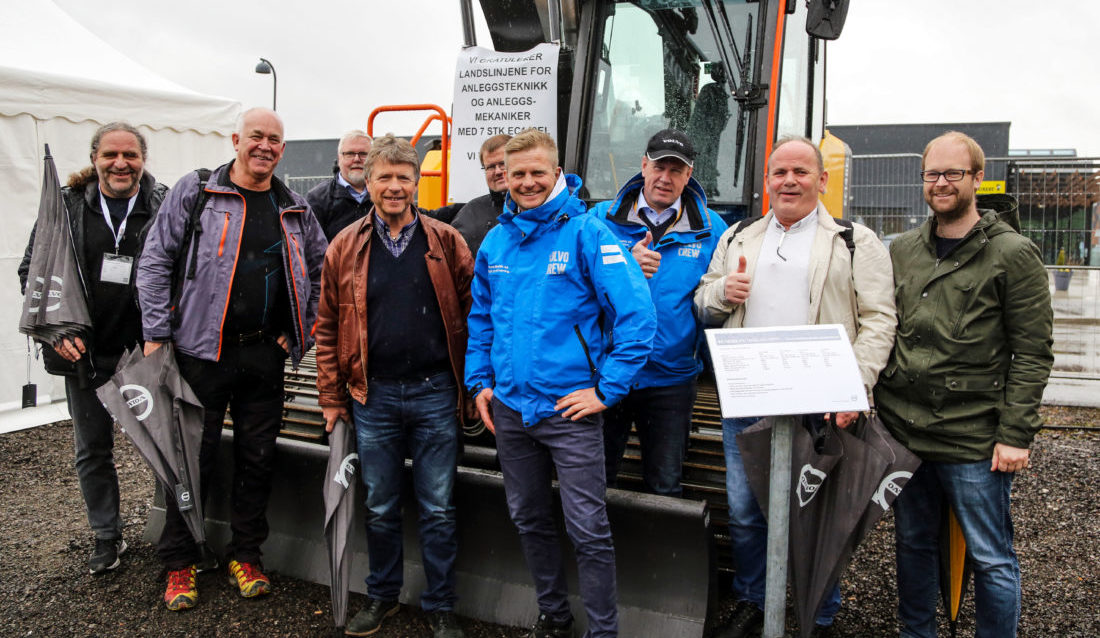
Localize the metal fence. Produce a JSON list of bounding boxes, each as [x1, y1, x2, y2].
[[848, 155, 1100, 266], [284, 175, 330, 196], [1048, 266, 1100, 379]]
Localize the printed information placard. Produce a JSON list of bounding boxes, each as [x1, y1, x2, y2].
[[449, 43, 559, 203], [705, 324, 869, 418]]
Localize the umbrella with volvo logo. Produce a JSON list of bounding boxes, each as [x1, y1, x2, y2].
[[737, 414, 920, 637], [19, 145, 94, 381], [322, 417, 358, 628], [96, 343, 206, 545]]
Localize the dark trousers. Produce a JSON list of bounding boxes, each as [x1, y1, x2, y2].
[[157, 341, 285, 569], [493, 397, 618, 638], [65, 372, 122, 541], [602, 380, 696, 497]]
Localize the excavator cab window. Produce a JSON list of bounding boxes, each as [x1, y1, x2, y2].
[[583, 1, 760, 206]]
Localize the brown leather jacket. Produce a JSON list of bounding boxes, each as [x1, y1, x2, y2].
[[315, 211, 474, 418]]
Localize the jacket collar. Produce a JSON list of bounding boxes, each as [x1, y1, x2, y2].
[[606, 171, 712, 239], [919, 208, 1009, 253], [82, 170, 160, 214], [211, 161, 301, 209], [500, 173, 585, 238]]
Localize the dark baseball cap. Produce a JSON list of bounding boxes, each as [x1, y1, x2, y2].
[[645, 129, 696, 166]]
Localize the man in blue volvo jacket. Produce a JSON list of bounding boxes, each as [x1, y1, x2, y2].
[[590, 129, 727, 496], [465, 128, 656, 638]]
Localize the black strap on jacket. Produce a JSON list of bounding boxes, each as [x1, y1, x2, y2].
[[169, 169, 211, 328]]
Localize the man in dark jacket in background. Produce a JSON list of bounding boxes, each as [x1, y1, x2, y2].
[[446, 134, 510, 255], [306, 130, 373, 240], [18, 122, 167, 575], [876, 131, 1054, 638]]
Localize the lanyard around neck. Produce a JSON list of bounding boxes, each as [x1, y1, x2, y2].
[[98, 190, 138, 253]]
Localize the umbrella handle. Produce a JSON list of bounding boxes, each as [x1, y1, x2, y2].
[[76, 357, 93, 390]]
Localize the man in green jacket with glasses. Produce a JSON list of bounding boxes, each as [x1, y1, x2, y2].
[[875, 131, 1053, 638]]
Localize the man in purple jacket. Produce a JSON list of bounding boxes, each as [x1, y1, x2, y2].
[[136, 107, 327, 612]]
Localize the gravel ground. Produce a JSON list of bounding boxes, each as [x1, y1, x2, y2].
[[1, 406, 1098, 637]]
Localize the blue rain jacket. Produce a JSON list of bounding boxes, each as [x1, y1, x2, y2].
[[465, 173, 656, 426], [589, 173, 727, 388]]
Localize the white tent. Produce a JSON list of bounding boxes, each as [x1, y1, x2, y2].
[[0, 0, 240, 423]]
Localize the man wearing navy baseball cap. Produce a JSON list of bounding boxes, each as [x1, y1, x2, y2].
[[590, 128, 728, 497]]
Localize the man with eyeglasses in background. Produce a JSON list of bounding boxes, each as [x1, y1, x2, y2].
[[307, 130, 373, 240], [875, 131, 1052, 638], [694, 135, 896, 638], [444, 134, 511, 255]]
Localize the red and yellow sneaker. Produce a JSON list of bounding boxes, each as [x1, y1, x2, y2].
[[164, 565, 198, 611], [227, 560, 271, 598]]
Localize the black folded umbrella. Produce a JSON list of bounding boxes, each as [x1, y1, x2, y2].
[[738, 414, 919, 637], [19, 145, 91, 347], [96, 344, 206, 545], [323, 416, 358, 628]]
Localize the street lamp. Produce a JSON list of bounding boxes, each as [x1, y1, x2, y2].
[[254, 58, 277, 111]]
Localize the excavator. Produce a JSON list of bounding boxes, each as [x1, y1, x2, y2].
[[145, 2, 851, 636]]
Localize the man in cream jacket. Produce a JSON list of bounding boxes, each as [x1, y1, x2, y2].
[[694, 136, 896, 638]]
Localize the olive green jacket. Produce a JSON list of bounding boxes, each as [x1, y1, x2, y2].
[[874, 198, 1053, 462]]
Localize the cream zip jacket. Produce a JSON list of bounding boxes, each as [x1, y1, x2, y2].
[[693, 203, 897, 397]]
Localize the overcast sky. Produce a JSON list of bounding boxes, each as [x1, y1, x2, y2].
[[55, 0, 1100, 156]]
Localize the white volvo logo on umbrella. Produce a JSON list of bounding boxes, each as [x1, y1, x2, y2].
[[333, 453, 358, 489], [119, 384, 154, 421], [871, 470, 913, 511], [797, 463, 828, 507]]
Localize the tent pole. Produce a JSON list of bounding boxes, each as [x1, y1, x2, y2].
[[764, 415, 795, 637]]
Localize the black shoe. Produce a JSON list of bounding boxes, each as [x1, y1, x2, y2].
[[527, 612, 574, 638], [345, 598, 399, 636], [712, 600, 764, 638], [88, 538, 127, 574], [428, 610, 465, 638], [809, 623, 835, 637]]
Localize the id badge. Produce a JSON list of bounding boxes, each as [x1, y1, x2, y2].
[[100, 253, 133, 285]]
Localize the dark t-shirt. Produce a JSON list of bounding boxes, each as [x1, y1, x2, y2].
[[102, 195, 129, 226], [223, 186, 290, 338], [83, 196, 147, 357], [935, 235, 964, 259]]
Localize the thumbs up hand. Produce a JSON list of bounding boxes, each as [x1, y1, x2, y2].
[[632, 231, 661, 279], [724, 255, 751, 304]]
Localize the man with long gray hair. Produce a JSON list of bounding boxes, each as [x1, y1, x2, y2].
[[18, 122, 168, 575]]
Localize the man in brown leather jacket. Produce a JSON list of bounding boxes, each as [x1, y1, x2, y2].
[[314, 134, 473, 638]]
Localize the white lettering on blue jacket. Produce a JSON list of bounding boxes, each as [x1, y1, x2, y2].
[[465, 173, 656, 426]]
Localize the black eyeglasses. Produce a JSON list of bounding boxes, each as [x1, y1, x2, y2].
[[482, 162, 506, 173], [921, 169, 973, 183], [341, 151, 369, 160]]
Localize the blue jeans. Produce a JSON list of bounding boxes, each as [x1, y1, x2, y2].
[[722, 417, 841, 625], [353, 372, 459, 612], [494, 397, 618, 638], [603, 381, 696, 497], [893, 459, 1019, 638]]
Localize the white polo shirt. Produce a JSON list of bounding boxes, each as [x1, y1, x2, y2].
[[742, 208, 818, 328]]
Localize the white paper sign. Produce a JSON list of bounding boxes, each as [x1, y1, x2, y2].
[[449, 44, 560, 203], [705, 324, 869, 418]]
